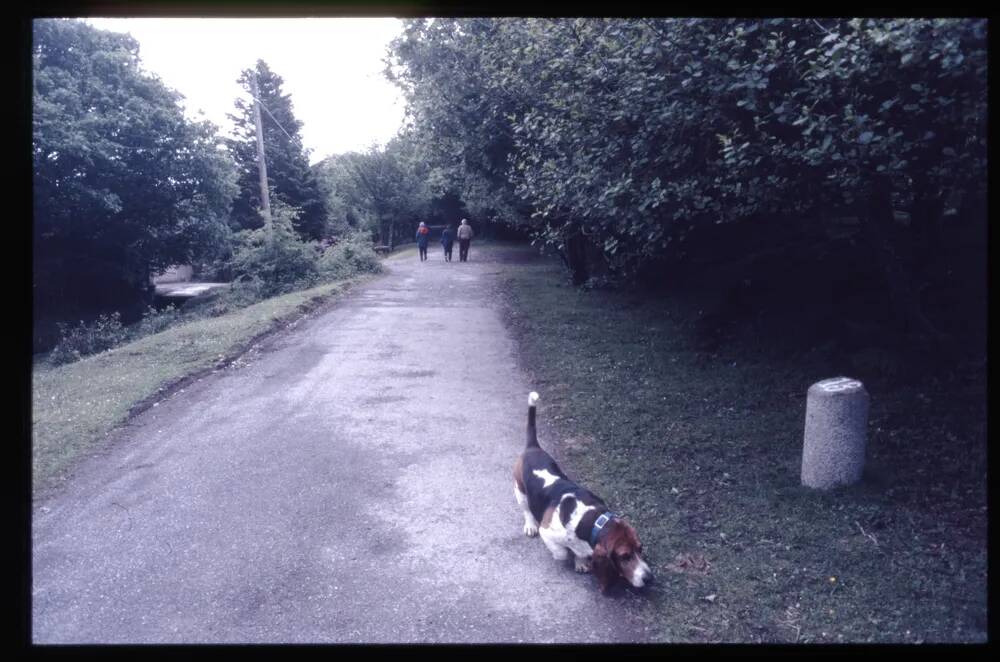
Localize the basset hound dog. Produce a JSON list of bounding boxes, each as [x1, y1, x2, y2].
[[513, 392, 653, 593]]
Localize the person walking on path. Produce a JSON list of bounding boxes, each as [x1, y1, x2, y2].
[[416, 222, 430, 262], [440, 224, 455, 262], [457, 219, 474, 262]]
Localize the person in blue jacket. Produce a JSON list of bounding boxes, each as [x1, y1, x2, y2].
[[415, 222, 430, 261], [440, 224, 455, 262]]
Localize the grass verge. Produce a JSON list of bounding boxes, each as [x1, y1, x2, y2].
[[491, 243, 986, 643], [383, 244, 418, 262], [32, 274, 375, 495]]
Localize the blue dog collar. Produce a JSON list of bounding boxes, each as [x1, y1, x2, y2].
[[590, 512, 616, 547]]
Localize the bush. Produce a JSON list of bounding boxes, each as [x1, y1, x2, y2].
[[49, 311, 128, 365], [38, 226, 382, 368], [226, 274, 269, 307], [192, 254, 233, 283], [132, 304, 180, 339], [230, 202, 321, 298], [319, 231, 383, 280]]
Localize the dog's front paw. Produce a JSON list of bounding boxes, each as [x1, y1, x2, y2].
[[523, 522, 539, 537], [574, 557, 592, 573]]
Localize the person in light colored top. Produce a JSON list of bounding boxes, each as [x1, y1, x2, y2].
[[456, 219, 474, 262]]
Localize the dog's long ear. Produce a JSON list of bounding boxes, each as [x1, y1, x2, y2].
[[591, 540, 617, 594]]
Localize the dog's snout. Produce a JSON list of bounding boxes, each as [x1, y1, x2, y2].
[[633, 561, 655, 588]]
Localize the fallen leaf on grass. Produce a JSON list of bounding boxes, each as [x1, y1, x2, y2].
[[664, 552, 712, 575]]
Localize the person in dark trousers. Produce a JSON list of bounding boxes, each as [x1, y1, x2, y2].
[[457, 218, 474, 262], [415, 222, 430, 261], [440, 224, 455, 261]]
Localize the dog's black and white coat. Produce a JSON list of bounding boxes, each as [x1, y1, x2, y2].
[[513, 392, 653, 593]]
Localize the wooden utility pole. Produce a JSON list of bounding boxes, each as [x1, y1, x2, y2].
[[251, 69, 273, 245]]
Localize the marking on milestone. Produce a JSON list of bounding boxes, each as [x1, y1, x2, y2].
[[818, 377, 863, 393]]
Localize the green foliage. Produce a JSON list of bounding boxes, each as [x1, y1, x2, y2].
[[227, 60, 328, 241], [32, 18, 237, 348], [312, 134, 432, 248], [387, 18, 987, 281], [312, 154, 357, 238], [39, 220, 379, 367], [386, 19, 531, 227], [313, 151, 374, 236], [229, 201, 321, 298], [49, 312, 128, 365], [319, 231, 384, 280], [192, 250, 235, 283], [226, 276, 270, 308], [134, 304, 180, 338]]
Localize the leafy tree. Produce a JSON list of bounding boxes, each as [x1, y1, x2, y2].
[[312, 152, 367, 237], [227, 60, 328, 241], [386, 19, 532, 230], [388, 18, 987, 343], [32, 18, 237, 349], [427, 190, 468, 228], [313, 134, 431, 249]]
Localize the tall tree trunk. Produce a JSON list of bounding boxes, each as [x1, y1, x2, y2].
[[566, 231, 589, 285], [388, 221, 395, 251], [865, 174, 950, 353], [910, 173, 945, 267]]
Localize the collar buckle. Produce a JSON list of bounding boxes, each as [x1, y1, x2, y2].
[[590, 512, 615, 547]]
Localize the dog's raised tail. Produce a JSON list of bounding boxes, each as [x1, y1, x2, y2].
[[527, 391, 540, 448]]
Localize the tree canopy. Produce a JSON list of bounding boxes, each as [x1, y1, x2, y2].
[[32, 17, 986, 355], [313, 133, 432, 249], [387, 18, 987, 344], [226, 60, 328, 241], [388, 19, 986, 262], [33, 18, 236, 344]]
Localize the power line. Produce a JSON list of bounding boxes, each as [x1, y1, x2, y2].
[[244, 91, 296, 143]]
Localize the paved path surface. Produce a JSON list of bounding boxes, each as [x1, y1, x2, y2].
[[32, 245, 655, 644]]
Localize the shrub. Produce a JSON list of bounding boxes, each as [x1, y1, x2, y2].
[[192, 254, 234, 283], [230, 202, 321, 298], [226, 274, 269, 307], [132, 304, 180, 339], [49, 311, 128, 365], [319, 231, 383, 280]]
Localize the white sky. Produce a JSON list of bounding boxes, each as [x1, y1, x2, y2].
[[83, 17, 408, 164]]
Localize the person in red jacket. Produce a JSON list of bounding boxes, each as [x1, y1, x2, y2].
[[415, 222, 430, 261]]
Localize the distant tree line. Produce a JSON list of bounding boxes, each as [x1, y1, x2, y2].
[[386, 18, 987, 351]]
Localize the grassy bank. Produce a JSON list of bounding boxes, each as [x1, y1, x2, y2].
[[32, 274, 375, 495], [491, 243, 986, 643]]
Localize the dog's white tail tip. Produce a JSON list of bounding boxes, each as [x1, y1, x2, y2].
[[528, 391, 540, 407]]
